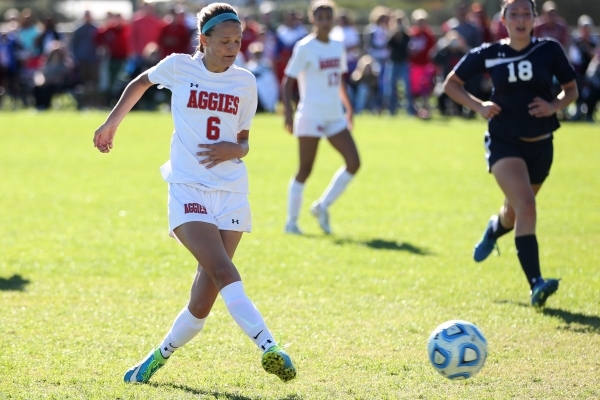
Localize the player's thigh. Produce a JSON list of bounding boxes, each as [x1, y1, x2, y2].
[[174, 221, 231, 268], [327, 128, 360, 169], [220, 229, 244, 259], [491, 158, 536, 210], [297, 136, 320, 170]]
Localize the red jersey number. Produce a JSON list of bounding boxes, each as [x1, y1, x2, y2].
[[207, 116, 220, 140]]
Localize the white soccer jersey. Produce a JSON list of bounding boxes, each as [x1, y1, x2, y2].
[[147, 53, 258, 193], [285, 35, 348, 120]]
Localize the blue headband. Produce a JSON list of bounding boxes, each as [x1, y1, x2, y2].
[[201, 13, 240, 34]]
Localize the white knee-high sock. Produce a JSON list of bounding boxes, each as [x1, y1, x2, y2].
[[287, 178, 304, 224], [159, 306, 206, 358], [220, 281, 276, 352], [318, 167, 354, 209]]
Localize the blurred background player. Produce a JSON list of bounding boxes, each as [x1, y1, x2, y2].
[[283, 0, 360, 235], [443, 0, 578, 307]]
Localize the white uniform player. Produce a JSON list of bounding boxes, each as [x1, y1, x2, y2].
[[94, 3, 296, 384], [283, 0, 361, 236], [285, 35, 348, 137], [147, 53, 257, 234]]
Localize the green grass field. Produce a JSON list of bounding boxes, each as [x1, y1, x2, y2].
[[1, 111, 599, 399]]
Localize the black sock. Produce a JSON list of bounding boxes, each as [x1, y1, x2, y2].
[[490, 215, 513, 239], [515, 235, 542, 289]]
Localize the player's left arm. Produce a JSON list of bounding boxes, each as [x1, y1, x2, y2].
[[197, 130, 249, 169], [528, 80, 578, 118], [529, 42, 579, 118], [339, 80, 354, 130]]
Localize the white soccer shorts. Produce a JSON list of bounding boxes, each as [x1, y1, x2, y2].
[[293, 115, 348, 138], [168, 183, 252, 238]]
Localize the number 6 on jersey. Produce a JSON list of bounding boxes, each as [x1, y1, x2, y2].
[[207, 116, 220, 140]]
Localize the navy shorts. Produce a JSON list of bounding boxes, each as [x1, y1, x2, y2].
[[484, 133, 554, 185]]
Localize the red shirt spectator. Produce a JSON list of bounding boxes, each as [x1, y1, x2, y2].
[[158, 10, 191, 58], [408, 25, 435, 65], [240, 16, 259, 61], [490, 12, 509, 41], [130, 2, 163, 57], [95, 15, 130, 60], [534, 1, 569, 48]]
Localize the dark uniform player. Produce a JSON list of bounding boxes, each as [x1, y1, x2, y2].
[[443, 0, 578, 307]]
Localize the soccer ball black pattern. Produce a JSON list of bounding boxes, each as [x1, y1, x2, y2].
[[427, 320, 488, 380]]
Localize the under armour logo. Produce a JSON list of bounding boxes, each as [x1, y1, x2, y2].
[[260, 339, 273, 351], [190, 83, 198, 88], [232, 219, 239, 224]]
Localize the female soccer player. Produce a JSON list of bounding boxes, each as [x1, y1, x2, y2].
[[443, 0, 578, 307], [283, 0, 360, 235], [93, 3, 296, 383]]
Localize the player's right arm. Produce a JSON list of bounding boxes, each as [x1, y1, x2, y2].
[[443, 71, 501, 119], [443, 46, 501, 120], [282, 42, 306, 134], [93, 71, 154, 153], [282, 76, 297, 134]]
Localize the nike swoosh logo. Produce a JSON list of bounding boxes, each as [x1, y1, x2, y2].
[[253, 330, 264, 339]]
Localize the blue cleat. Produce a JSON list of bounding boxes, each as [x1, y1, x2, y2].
[[261, 345, 297, 382], [124, 347, 167, 383], [531, 278, 560, 307], [473, 216, 499, 262]]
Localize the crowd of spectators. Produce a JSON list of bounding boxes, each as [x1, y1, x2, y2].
[[0, 1, 598, 121]]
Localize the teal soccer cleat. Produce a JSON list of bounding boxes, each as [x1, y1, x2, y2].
[[261, 345, 297, 382], [473, 216, 498, 262], [124, 347, 167, 383], [531, 279, 560, 307]]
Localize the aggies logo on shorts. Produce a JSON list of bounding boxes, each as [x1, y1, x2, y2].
[[184, 203, 207, 214]]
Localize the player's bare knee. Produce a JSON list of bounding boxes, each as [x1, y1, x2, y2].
[[500, 205, 516, 227], [212, 264, 240, 289], [187, 302, 211, 319], [296, 167, 313, 182], [346, 159, 360, 175], [516, 199, 537, 224]]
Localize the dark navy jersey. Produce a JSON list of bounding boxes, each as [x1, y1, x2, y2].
[[454, 37, 576, 138]]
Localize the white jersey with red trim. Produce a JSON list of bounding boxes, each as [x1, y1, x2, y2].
[[148, 53, 257, 193], [285, 35, 347, 120]]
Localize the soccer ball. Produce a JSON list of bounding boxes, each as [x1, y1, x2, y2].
[[427, 320, 488, 380]]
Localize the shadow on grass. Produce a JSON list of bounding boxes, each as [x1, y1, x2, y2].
[[495, 300, 530, 308], [542, 307, 600, 334], [0, 274, 30, 291], [150, 382, 302, 399], [333, 237, 433, 255], [495, 300, 600, 334]]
